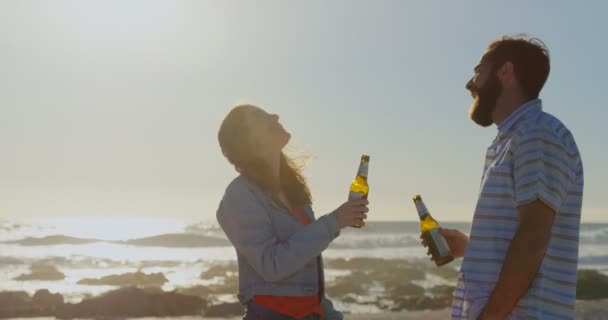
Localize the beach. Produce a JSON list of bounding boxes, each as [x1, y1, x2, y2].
[[2, 219, 608, 319]]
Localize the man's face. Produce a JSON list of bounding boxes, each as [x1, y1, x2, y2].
[[466, 55, 502, 127]]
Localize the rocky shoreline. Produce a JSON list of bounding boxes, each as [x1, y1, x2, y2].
[[2, 259, 608, 318]]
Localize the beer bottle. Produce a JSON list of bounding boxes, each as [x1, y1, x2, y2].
[[413, 194, 453, 266], [348, 155, 369, 228]]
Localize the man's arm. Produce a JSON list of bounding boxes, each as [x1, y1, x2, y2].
[[478, 199, 556, 320]]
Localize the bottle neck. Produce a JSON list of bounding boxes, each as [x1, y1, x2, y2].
[[418, 212, 430, 221], [415, 200, 430, 220], [357, 161, 369, 179]]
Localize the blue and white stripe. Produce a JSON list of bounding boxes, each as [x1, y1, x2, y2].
[[452, 99, 584, 320]]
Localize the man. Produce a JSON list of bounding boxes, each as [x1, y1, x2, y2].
[[430, 36, 584, 319]]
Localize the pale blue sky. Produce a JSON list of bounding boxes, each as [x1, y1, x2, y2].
[[0, 1, 606, 221]]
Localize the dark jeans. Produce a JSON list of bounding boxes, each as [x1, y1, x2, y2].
[[243, 301, 321, 320]]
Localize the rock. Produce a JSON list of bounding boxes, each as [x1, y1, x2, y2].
[[0, 290, 63, 318], [4, 235, 99, 246], [77, 271, 168, 287], [388, 283, 425, 297], [577, 269, 608, 300], [207, 275, 238, 295], [14, 264, 65, 281], [0, 291, 30, 308], [326, 272, 367, 297], [176, 285, 213, 298], [429, 285, 455, 297], [0, 291, 32, 318], [55, 287, 205, 318], [200, 263, 238, 279], [121, 234, 229, 248], [427, 265, 459, 280], [204, 302, 245, 317], [32, 289, 64, 308], [575, 299, 608, 319], [390, 294, 452, 311]]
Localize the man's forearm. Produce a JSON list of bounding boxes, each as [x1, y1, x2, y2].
[[480, 224, 550, 319]]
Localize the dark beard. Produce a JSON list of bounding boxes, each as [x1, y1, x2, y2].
[[469, 74, 501, 127]]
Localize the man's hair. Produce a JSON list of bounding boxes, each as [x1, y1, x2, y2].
[[486, 35, 550, 99]]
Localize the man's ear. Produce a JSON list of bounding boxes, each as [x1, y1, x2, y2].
[[497, 61, 516, 85]]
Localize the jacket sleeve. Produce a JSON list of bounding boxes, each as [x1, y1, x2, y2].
[[216, 181, 341, 282]]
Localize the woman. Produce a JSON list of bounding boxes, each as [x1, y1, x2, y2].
[[216, 104, 368, 320]]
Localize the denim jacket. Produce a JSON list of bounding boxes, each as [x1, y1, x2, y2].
[[217, 175, 343, 319]]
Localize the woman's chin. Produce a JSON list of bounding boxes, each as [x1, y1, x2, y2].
[[279, 133, 291, 149]]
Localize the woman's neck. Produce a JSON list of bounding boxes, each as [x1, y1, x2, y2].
[[262, 151, 291, 209], [262, 151, 281, 187]]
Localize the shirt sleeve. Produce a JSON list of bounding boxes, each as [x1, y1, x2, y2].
[[513, 130, 576, 212]]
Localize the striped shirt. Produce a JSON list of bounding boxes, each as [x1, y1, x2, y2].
[[452, 99, 584, 320]]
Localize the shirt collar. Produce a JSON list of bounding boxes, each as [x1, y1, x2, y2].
[[497, 99, 543, 135]]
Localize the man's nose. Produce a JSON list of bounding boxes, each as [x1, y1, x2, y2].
[[466, 77, 475, 92]]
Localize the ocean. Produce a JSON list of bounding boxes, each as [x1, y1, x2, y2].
[[1, 217, 607, 308]]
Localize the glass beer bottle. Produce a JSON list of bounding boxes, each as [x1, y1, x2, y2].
[[413, 194, 453, 266], [348, 155, 369, 228]]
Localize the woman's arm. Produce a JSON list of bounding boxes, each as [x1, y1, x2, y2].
[[217, 181, 341, 282]]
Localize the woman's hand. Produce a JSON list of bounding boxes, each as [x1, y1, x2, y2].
[[333, 199, 369, 228]]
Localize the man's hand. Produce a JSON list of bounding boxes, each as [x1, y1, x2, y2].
[[420, 228, 469, 259]]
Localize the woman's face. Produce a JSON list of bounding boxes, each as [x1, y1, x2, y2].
[[243, 106, 291, 156]]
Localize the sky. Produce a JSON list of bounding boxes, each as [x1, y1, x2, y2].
[[0, 0, 606, 222]]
